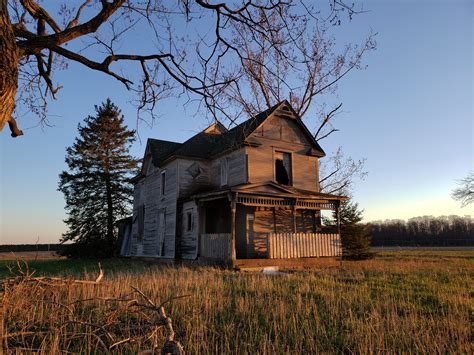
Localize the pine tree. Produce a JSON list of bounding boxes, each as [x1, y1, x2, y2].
[[334, 201, 374, 260], [58, 99, 138, 258]]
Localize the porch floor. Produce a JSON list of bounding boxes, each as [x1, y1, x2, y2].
[[233, 257, 341, 271]]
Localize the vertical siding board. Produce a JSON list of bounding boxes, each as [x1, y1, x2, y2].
[[288, 233, 291, 258], [309, 233, 312, 257], [272, 234, 275, 259], [200, 233, 232, 260], [306, 234, 312, 257], [267, 232, 340, 258], [272, 233, 276, 259]]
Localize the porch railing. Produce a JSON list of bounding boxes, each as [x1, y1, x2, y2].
[[267, 233, 341, 259], [200, 233, 231, 260]]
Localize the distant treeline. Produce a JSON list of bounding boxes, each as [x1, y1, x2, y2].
[[368, 215, 473, 246], [0, 244, 64, 253]]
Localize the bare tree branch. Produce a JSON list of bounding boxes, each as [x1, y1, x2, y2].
[[452, 171, 474, 207]]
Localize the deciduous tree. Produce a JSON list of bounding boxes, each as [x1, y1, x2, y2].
[[0, 0, 359, 137], [58, 99, 138, 257], [210, 3, 375, 194], [452, 171, 474, 207]]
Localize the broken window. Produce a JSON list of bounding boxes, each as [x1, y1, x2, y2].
[[186, 162, 202, 179], [275, 151, 292, 185]]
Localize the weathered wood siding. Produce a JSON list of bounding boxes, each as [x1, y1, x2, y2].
[[176, 148, 246, 200], [130, 179, 145, 256], [178, 200, 199, 259], [210, 148, 247, 187], [267, 233, 341, 258], [177, 159, 212, 198], [200, 233, 231, 260], [239, 208, 317, 257], [246, 108, 319, 191], [130, 161, 177, 258]]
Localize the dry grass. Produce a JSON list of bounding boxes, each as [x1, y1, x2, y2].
[[1, 250, 473, 353]]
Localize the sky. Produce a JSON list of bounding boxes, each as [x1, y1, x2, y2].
[[0, 0, 473, 244]]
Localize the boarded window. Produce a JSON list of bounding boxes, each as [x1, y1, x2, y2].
[[160, 171, 166, 196], [275, 151, 292, 185], [220, 158, 228, 186], [137, 205, 145, 241], [186, 162, 202, 179]]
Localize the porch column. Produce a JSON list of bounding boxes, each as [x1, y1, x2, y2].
[[292, 205, 297, 233], [230, 200, 237, 261]]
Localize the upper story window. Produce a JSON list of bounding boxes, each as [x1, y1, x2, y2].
[[220, 158, 228, 186], [275, 151, 292, 185], [160, 171, 166, 196]]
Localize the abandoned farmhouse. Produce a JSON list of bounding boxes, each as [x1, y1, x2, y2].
[[120, 101, 346, 265]]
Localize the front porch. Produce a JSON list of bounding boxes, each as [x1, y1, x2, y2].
[[193, 182, 346, 265], [200, 232, 341, 263]]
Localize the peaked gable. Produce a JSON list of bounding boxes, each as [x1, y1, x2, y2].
[[250, 101, 325, 157], [144, 100, 325, 168]]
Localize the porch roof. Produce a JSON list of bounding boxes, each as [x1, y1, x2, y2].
[[190, 182, 347, 210]]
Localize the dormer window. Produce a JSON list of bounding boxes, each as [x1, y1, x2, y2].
[[275, 151, 292, 185]]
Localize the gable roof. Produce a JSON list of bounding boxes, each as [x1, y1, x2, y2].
[[147, 139, 182, 166], [147, 100, 325, 167]]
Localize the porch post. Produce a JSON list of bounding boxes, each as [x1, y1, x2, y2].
[[292, 206, 297, 233], [336, 201, 341, 235], [230, 199, 237, 262]]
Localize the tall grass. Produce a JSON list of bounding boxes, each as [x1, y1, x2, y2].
[[2, 251, 472, 353]]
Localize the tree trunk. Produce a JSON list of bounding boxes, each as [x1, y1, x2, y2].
[[0, 0, 19, 133], [105, 172, 115, 252]]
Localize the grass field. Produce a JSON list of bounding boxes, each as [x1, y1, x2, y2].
[[1, 250, 473, 353]]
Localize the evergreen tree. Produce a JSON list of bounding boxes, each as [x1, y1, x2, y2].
[[58, 99, 138, 258], [332, 201, 374, 260]]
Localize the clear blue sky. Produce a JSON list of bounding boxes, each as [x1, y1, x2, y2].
[[1, 0, 472, 244]]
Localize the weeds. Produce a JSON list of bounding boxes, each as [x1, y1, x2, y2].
[[1, 251, 472, 353]]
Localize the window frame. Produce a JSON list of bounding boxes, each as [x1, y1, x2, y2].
[[220, 157, 229, 186], [185, 210, 193, 232], [160, 170, 166, 196], [273, 149, 293, 186]]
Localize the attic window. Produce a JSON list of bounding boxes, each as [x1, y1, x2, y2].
[[275, 151, 292, 185], [186, 162, 202, 179], [282, 105, 290, 111]]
